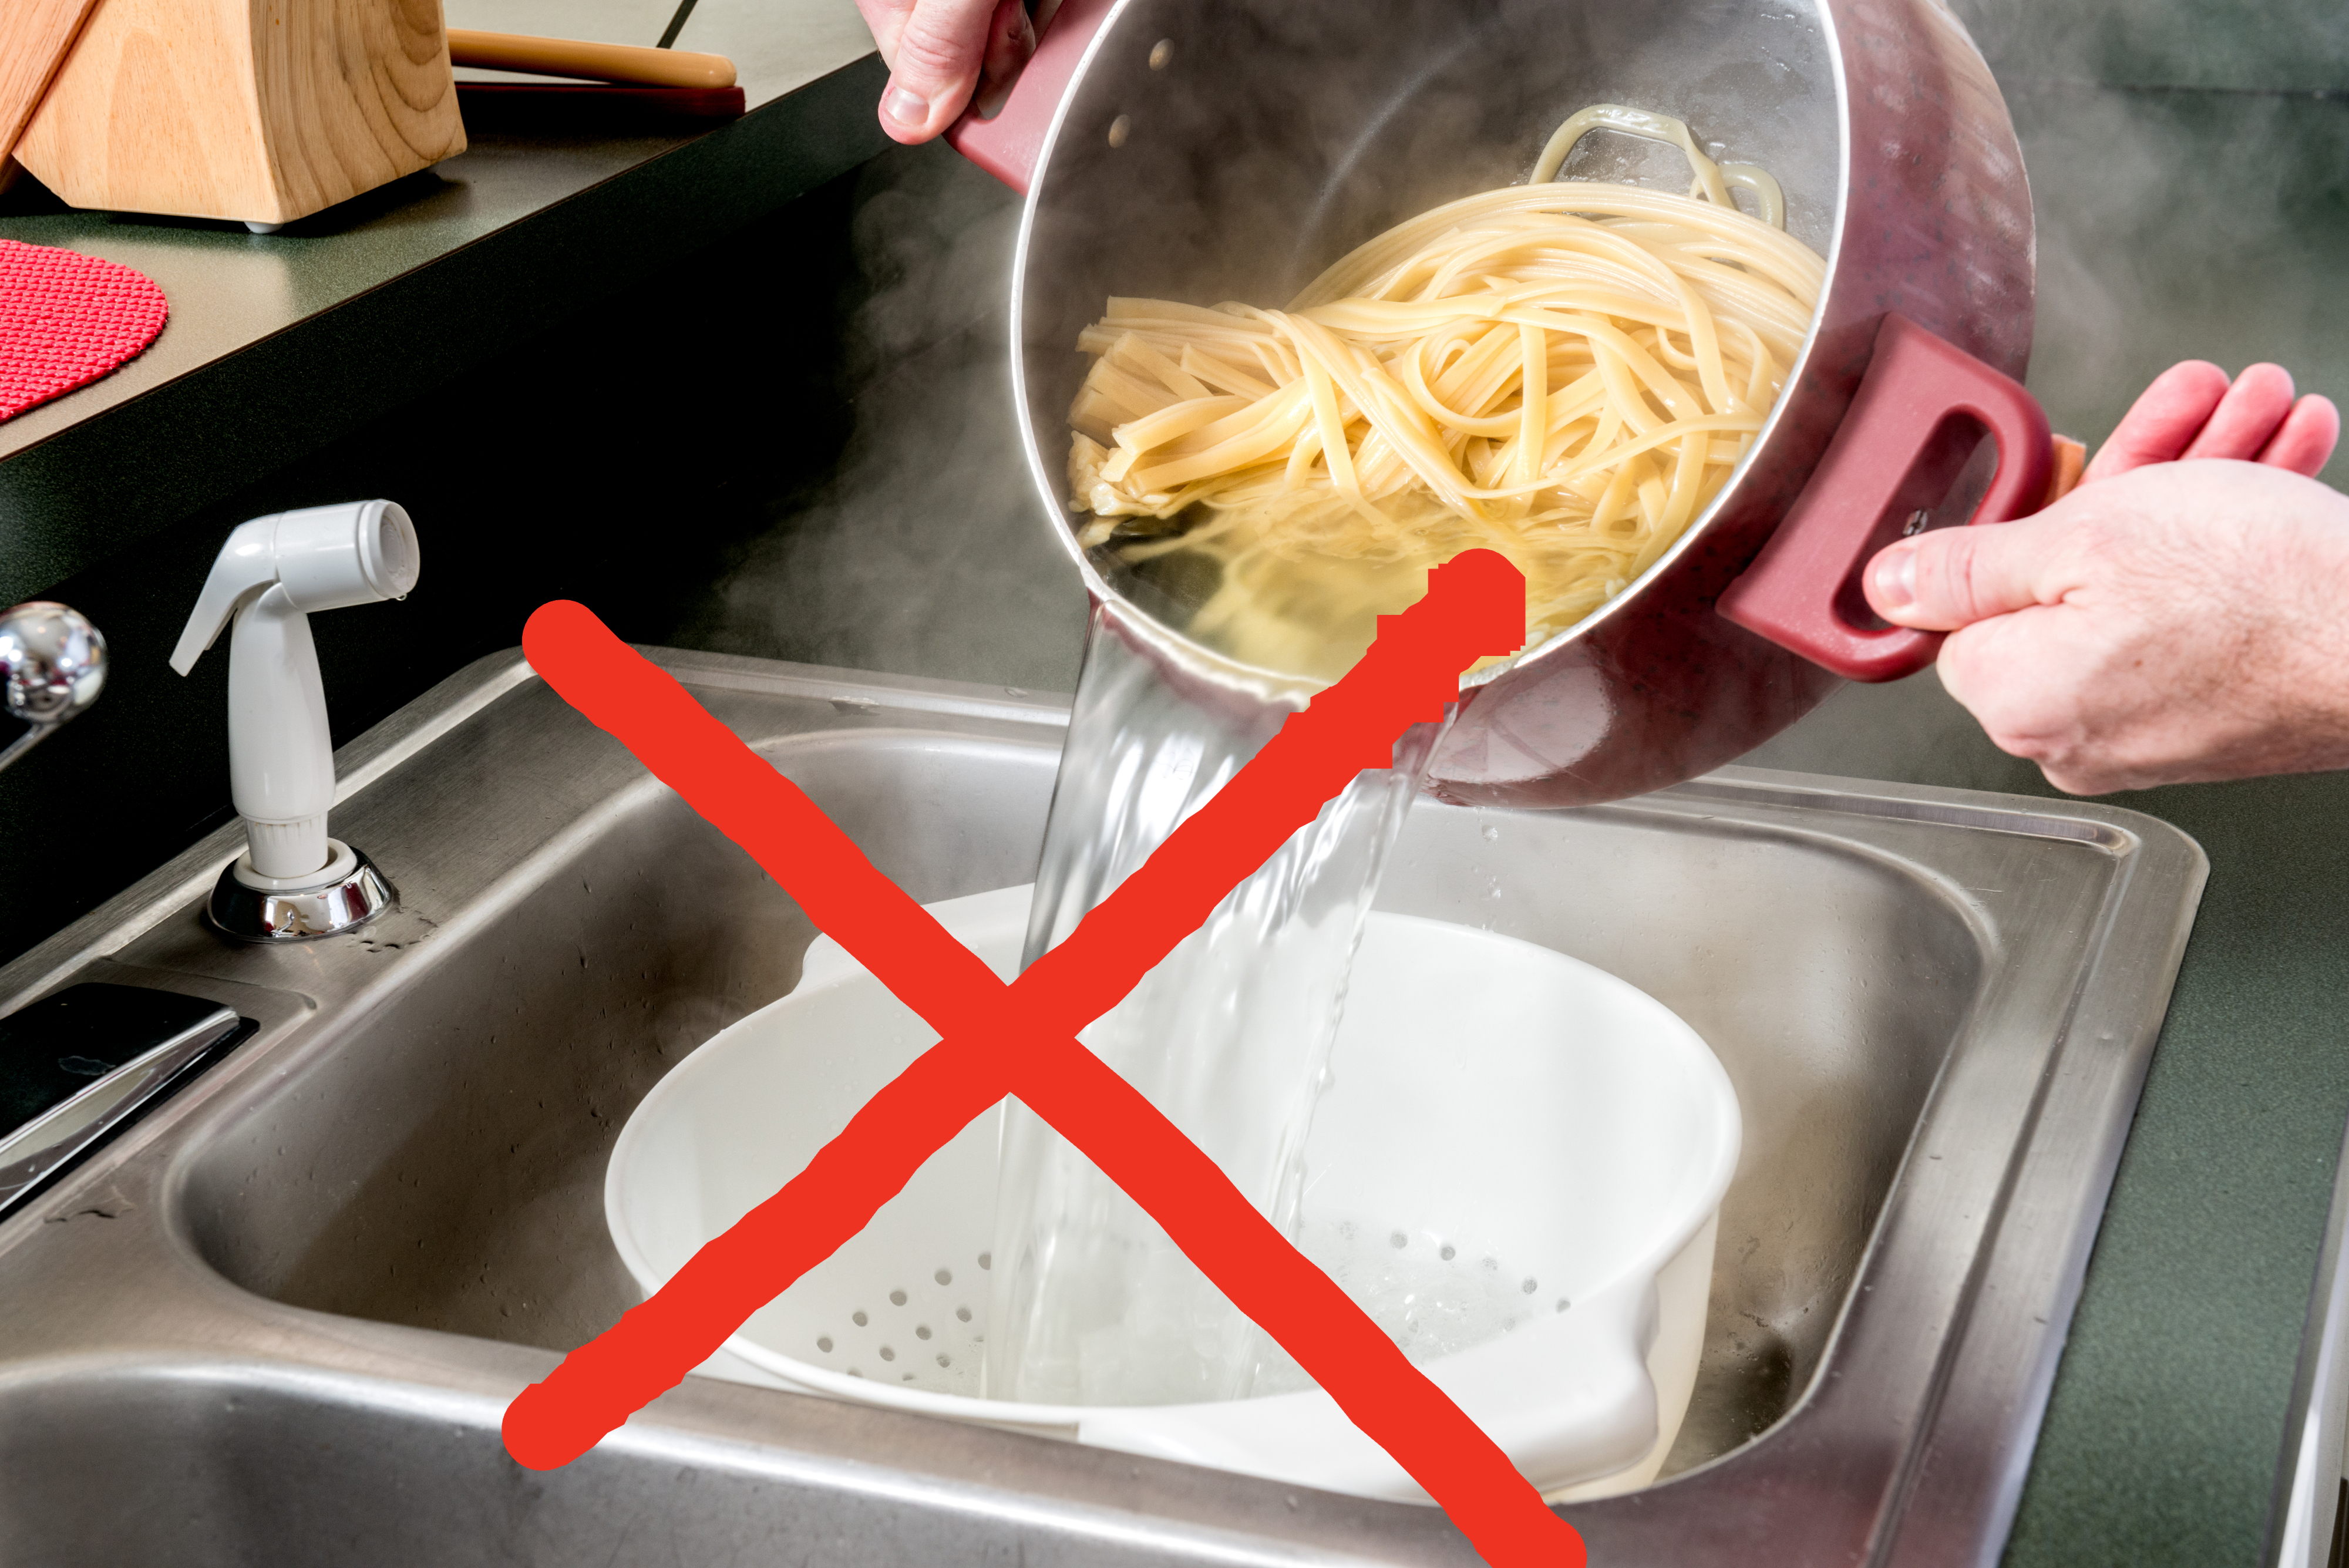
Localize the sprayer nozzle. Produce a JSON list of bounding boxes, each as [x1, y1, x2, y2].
[[176, 502, 423, 897], [173, 502, 423, 677]]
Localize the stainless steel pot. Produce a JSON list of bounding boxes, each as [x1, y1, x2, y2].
[[952, 0, 2052, 807]]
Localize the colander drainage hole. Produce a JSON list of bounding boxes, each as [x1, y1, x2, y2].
[[853, 1310, 869, 1327], [817, 1336, 833, 1353], [1556, 1298, 1571, 1314], [978, 1251, 992, 1269], [1439, 1244, 1456, 1261], [937, 1354, 951, 1368], [880, 1347, 896, 1361], [890, 1290, 908, 1307], [1389, 1231, 1408, 1249], [935, 1267, 954, 1286], [1520, 1278, 1539, 1294], [916, 1325, 932, 1340], [956, 1307, 972, 1323]]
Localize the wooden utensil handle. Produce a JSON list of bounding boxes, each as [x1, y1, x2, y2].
[[446, 29, 736, 90]]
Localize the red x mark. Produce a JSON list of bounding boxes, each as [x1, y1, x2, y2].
[[501, 549, 1584, 1566]]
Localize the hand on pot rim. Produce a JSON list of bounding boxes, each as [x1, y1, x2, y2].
[[856, 0, 1035, 144]]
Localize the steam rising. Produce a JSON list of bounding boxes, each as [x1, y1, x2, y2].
[[1944, 0, 2348, 487], [2017, 84, 2345, 490], [681, 142, 1087, 692]]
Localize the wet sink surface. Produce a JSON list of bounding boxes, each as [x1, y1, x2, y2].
[[0, 647, 2202, 1565]]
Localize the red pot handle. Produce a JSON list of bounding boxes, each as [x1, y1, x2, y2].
[[943, 0, 1119, 194], [1717, 313, 2054, 682]]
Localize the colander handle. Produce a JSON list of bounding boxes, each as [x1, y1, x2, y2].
[[1717, 313, 2055, 683], [944, 0, 1118, 194]]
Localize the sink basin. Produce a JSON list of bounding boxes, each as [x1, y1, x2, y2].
[[0, 646, 2203, 1564]]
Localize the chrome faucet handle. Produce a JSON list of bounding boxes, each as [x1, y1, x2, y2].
[[0, 602, 107, 775]]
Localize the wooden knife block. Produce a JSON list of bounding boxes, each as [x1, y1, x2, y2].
[[14, 0, 465, 228]]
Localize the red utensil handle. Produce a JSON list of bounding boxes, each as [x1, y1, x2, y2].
[[944, 0, 1118, 194], [1718, 313, 2054, 682]]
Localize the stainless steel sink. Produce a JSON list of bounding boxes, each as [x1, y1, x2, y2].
[[0, 647, 2203, 1566]]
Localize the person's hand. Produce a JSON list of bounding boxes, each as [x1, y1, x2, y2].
[[856, 0, 1037, 144], [1861, 362, 2345, 794]]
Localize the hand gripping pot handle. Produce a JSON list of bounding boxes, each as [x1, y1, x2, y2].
[[1717, 314, 2054, 682], [944, 0, 1119, 193]]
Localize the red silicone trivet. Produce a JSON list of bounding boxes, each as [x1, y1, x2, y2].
[[0, 238, 169, 422]]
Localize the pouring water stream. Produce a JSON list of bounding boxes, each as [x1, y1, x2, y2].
[[984, 605, 1488, 1404]]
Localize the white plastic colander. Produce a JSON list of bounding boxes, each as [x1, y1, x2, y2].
[[606, 886, 1739, 1502]]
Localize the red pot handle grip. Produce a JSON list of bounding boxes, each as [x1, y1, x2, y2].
[[944, 0, 1118, 194], [1717, 313, 2053, 682]]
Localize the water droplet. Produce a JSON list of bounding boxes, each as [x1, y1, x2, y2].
[[1148, 38, 1173, 69], [1108, 114, 1132, 148], [1480, 824, 1499, 842]]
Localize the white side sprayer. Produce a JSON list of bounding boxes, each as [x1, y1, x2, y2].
[[173, 500, 419, 941]]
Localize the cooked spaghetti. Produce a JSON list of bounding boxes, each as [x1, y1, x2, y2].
[[1066, 109, 1826, 679]]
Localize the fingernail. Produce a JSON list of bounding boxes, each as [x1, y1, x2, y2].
[[1872, 547, 1917, 611], [884, 86, 930, 127]]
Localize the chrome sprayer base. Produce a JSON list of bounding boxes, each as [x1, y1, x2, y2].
[[206, 839, 395, 942]]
